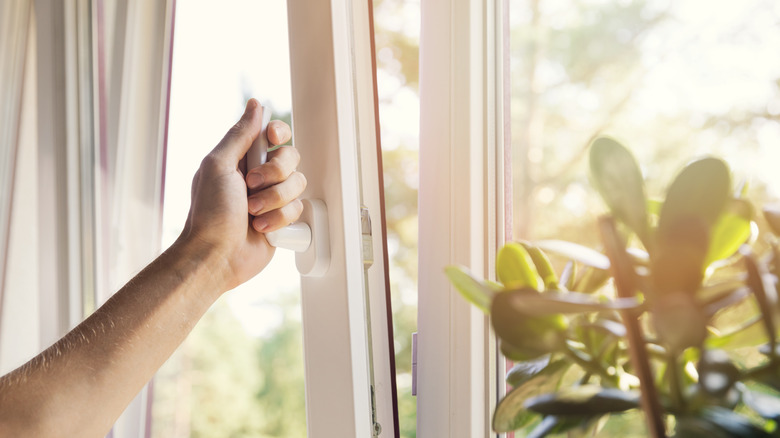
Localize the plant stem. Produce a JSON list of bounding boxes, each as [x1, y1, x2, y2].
[[599, 216, 667, 438], [667, 352, 684, 413]]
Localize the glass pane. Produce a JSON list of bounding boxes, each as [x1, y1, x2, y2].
[[372, 0, 421, 436], [151, 1, 305, 437], [508, 0, 780, 435]]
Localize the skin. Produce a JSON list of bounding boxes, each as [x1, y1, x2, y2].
[[0, 98, 306, 437]]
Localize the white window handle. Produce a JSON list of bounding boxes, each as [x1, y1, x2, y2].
[[246, 106, 330, 277]]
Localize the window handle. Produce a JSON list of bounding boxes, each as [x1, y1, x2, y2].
[[246, 105, 330, 277]]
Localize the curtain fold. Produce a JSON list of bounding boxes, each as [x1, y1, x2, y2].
[[0, 0, 33, 347], [0, 1, 175, 436]]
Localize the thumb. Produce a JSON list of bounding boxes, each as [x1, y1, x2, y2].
[[212, 98, 263, 164]]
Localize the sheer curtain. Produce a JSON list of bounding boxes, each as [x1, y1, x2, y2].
[[0, 1, 175, 437]]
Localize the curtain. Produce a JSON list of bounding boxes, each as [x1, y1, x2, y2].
[[0, 1, 175, 437]]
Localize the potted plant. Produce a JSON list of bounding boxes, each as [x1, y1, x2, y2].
[[447, 137, 780, 437]]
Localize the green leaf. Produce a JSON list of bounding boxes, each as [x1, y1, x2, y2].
[[497, 242, 541, 290], [647, 198, 663, 217], [492, 360, 570, 432], [506, 355, 551, 387], [491, 291, 569, 360], [652, 217, 711, 294], [523, 385, 640, 416], [653, 158, 731, 294], [579, 319, 627, 339], [706, 316, 766, 349], [501, 289, 643, 315], [534, 240, 611, 270], [445, 265, 498, 313], [698, 406, 772, 438], [526, 415, 594, 438], [738, 383, 780, 421], [589, 137, 649, 240], [699, 280, 748, 307], [703, 287, 750, 317], [658, 157, 731, 234], [651, 292, 708, 352], [572, 265, 611, 294], [705, 199, 754, 268], [560, 261, 577, 291], [520, 241, 559, 290], [674, 417, 734, 438]]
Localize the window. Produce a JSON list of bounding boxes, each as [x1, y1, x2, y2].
[[0, 1, 400, 437], [151, 2, 306, 436]]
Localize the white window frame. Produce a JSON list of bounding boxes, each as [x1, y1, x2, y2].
[[287, 1, 398, 436], [418, 0, 506, 436]]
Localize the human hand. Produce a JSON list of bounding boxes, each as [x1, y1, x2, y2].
[[180, 98, 306, 291]]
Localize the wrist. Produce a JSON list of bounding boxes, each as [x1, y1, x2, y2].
[[166, 235, 233, 299]]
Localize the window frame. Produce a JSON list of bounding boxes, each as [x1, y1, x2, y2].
[[287, 0, 398, 436], [417, 0, 506, 436]]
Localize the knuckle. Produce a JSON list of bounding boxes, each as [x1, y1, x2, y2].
[[294, 171, 307, 189], [226, 121, 254, 145], [200, 154, 222, 173], [283, 146, 301, 163], [288, 199, 304, 220], [268, 185, 285, 205], [266, 156, 288, 181]]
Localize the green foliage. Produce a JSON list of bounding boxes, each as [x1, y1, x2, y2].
[[449, 140, 780, 436], [444, 266, 497, 313], [590, 137, 649, 242], [497, 242, 542, 290], [151, 300, 306, 438]]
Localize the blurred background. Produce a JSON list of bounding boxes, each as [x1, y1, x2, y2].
[[508, 0, 780, 435]]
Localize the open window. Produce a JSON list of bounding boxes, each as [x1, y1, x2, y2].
[[0, 1, 399, 437]]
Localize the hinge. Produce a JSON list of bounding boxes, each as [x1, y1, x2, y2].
[[360, 205, 374, 268], [371, 384, 382, 436], [412, 332, 418, 396], [361, 205, 381, 436]]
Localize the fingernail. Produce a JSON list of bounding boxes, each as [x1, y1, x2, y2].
[[244, 98, 257, 114], [254, 217, 268, 232], [248, 197, 263, 214], [246, 172, 264, 189], [271, 125, 284, 142]]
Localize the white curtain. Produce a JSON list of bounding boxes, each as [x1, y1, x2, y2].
[[0, 0, 34, 374], [0, 1, 176, 437]]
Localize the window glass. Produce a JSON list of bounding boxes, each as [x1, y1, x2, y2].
[[152, 1, 306, 436], [509, 0, 780, 434], [373, 0, 421, 436]]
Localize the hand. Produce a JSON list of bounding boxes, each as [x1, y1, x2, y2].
[[180, 98, 306, 291]]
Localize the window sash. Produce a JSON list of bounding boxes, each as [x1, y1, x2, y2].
[[418, 0, 506, 436], [288, 0, 398, 436]]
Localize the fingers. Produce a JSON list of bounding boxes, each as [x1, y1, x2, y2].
[[246, 145, 301, 191], [211, 99, 263, 164], [268, 120, 292, 146], [247, 171, 307, 216], [252, 199, 305, 233]]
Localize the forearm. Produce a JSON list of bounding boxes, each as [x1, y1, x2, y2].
[[0, 237, 227, 438]]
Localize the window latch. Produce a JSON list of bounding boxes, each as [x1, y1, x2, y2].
[[246, 105, 330, 277]]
